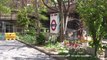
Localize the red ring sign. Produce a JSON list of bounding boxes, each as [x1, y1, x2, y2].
[[51, 20, 57, 31]]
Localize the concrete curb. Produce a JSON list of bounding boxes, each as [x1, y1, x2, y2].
[[17, 40, 51, 55]]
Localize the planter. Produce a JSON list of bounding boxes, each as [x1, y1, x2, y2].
[[86, 47, 95, 55]]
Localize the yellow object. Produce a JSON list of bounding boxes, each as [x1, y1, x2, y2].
[[5, 33, 16, 40], [79, 40, 88, 43]]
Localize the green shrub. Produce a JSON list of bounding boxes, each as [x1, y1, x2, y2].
[[36, 33, 45, 45], [26, 28, 35, 36], [103, 45, 107, 49], [104, 34, 107, 39], [18, 34, 36, 44]]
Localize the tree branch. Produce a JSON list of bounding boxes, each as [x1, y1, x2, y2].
[[52, 0, 59, 11], [62, 0, 67, 12], [57, 0, 62, 11], [66, 0, 70, 14], [42, 0, 58, 12], [67, 1, 76, 14]]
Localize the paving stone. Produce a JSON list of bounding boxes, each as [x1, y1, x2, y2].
[[0, 40, 55, 60]]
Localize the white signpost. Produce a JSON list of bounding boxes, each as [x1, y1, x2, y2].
[[50, 13, 59, 33]]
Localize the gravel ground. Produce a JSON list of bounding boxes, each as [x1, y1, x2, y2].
[[0, 40, 55, 60]]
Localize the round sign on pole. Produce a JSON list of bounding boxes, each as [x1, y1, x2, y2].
[[50, 13, 59, 33], [51, 20, 57, 31]]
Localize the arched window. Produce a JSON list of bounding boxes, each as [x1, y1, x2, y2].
[[67, 20, 80, 30]]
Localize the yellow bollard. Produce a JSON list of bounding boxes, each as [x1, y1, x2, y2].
[[11, 33, 16, 40], [5, 33, 16, 40]]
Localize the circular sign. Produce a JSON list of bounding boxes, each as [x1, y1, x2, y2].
[[51, 20, 57, 31]]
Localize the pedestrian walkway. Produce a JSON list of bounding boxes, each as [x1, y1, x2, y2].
[[0, 40, 55, 60]]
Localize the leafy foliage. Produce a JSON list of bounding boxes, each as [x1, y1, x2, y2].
[[45, 42, 68, 54], [17, 3, 48, 32], [17, 7, 30, 28], [77, 0, 107, 56], [18, 34, 36, 45], [36, 33, 45, 45], [39, 8, 48, 21], [0, 0, 11, 13]]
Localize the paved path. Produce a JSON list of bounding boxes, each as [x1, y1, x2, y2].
[[0, 40, 55, 60]]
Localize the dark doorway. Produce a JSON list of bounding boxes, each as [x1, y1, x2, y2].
[[6, 24, 13, 32]]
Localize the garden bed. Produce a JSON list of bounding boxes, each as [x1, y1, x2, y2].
[[18, 39, 101, 60], [17, 33, 101, 60]]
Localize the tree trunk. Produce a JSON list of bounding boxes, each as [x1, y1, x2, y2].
[[94, 38, 99, 57], [35, 0, 40, 37], [95, 43, 98, 57], [59, 1, 64, 42], [63, 13, 68, 40], [60, 18, 64, 42], [92, 34, 98, 57], [37, 20, 40, 36]]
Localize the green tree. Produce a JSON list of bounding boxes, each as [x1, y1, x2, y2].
[[17, 2, 48, 35], [0, 0, 11, 14], [77, 0, 107, 56], [42, 0, 75, 41], [34, 0, 49, 38], [17, 7, 30, 33]]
